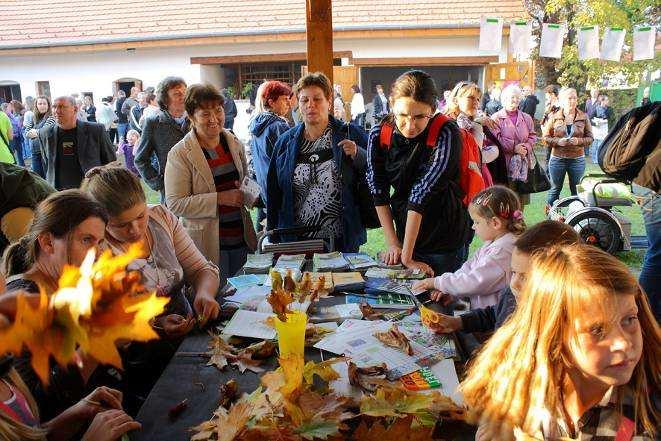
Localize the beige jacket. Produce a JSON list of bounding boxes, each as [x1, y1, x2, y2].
[[164, 129, 257, 267]]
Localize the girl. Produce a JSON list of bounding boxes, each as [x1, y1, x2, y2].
[[116, 129, 140, 175], [24, 95, 55, 178], [367, 70, 470, 276], [413, 186, 525, 308], [461, 244, 660, 440]]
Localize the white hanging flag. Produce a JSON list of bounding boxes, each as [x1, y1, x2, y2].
[[578, 25, 600, 60], [510, 20, 532, 56], [479, 17, 503, 52], [600, 27, 626, 61], [540, 23, 565, 58], [633, 26, 656, 60]]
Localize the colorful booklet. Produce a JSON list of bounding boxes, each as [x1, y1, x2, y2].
[[313, 252, 349, 272], [243, 253, 274, 274], [364, 278, 414, 296], [344, 253, 379, 270], [345, 292, 416, 309], [308, 303, 363, 323], [227, 274, 267, 290], [274, 254, 307, 271], [331, 272, 365, 292], [364, 267, 426, 280]]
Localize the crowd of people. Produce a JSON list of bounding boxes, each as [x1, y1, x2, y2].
[[0, 69, 658, 440]]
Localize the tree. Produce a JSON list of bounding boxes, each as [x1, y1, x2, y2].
[[524, 0, 660, 97]]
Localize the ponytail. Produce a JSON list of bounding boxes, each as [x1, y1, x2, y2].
[[2, 236, 34, 276]]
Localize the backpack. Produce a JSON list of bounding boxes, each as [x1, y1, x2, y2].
[[379, 113, 485, 206], [598, 102, 660, 191]]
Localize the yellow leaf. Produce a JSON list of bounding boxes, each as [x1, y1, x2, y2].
[[302, 357, 347, 385]]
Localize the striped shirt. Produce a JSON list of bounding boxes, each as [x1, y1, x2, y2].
[[202, 136, 245, 250]]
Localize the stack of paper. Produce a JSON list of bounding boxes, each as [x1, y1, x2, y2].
[[332, 272, 365, 291], [221, 310, 276, 340], [344, 253, 379, 271], [313, 252, 349, 272], [274, 254, 307, 271], [308, 303, 363, 323], [364, 267, 425, 280], [223, 285, 271, 306], [243, 253, 274, 274], [227, 274, 267, 290]]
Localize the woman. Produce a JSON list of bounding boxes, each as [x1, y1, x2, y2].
[[543, 87, 593, 208], [445, 81, 500, 187], [81, 165, 220, 414], [490, 85, 537, 207], [24, 96, 55, 178], [367, 70, 470, 276], [249, 81, 292, 230], [266, 72, 368, 253], [165, 84, 257, 283], [6, 101, 25, 167], [83, 96, 96, 123], [350, 85, 366, 128]]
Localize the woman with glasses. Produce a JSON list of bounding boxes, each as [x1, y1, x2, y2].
[[164, 84, 257, 284], [266, 72, 368, 253], [367, 70, 470, 276]]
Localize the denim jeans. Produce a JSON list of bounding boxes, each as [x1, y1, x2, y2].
[[632, 184, 660, 319], [9, 137, 24, 166], [117, 122, 129, 143], [546, 155, 586, 205], [589, 139, 602, 164], [220, 246, 249, 287], [414, 246, 468, 276], [31, 150, 45, 178]]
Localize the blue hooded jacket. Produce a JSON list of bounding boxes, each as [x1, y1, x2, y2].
[[266, 115, 368, 252], [249, 111, 291, 204]]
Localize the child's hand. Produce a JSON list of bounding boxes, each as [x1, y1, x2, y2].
[[430, 290, 454, 305], [412, 278, 435, 292], [428, 313, 463, 334]]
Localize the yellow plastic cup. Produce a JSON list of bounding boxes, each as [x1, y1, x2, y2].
[[274, 310, 308, 357]]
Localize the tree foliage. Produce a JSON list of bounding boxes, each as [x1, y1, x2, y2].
[[524, 0, 660, 93]]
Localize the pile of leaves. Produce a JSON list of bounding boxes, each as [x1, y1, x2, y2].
[[268, 270, 326, 321], [205, 335, 276, 374], [190, 356, 465, 441], [0, 245, 168, 383]]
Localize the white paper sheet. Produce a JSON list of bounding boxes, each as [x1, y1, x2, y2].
[[509, 20, 532, 56], [600, 27, 626, 61], [223, 284, 272, 305], [240, 176, 261, 208], [578, 25, 600, 60], [633, 26, 656, 61], [479, 17, 503, 52], [540, 23, 565, 58], [221, 310, 276, 340]]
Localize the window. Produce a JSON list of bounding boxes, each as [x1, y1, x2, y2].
[[36, 81, 51, 98]]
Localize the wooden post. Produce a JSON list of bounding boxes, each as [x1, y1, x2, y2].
[[306, 0, 333, 84]]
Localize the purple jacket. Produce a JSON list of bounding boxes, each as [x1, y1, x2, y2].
[[491, 109, 536, 172]]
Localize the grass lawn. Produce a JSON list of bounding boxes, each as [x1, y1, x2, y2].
[[144, 155, 645, 272]]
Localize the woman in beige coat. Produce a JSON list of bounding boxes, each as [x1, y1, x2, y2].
[[165, 84, 257, 284]]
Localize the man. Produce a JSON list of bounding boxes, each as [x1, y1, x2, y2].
[[115, 90, 128, 143], [584, 88, 600, 119], [134, 76, 188, 202], [371, 84, 390, 121], [129, 92, 147, 133], [221, 89, 237, 131], [39, 96, 116, 189], [518, 86, 539, 120], [590, 94, 615, 162]]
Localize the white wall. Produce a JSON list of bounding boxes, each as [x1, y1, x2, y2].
[[0, 34, 507, 101]]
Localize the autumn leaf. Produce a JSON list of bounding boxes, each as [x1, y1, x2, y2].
[[206, 333, 237, 370], [283, 269, 297, 293], [304, 324, 335, 347], [216, 401, 253, 441], [279, 355, 304, 398], [348, 362, 388, 393], [241, 340, 276, 360], [360, 386, 434, 418], [359, 302, 384, 321], [373, 325, 413, 356], [268, 289, 294, 322], [270, 270, 283, 291], [302, 357, 347, 385], [295, 419, 343, 440], [352, 416, 433, 441]]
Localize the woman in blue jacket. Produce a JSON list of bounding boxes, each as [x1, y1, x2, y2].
[[249, 81, 292, 230], [266, 72, 368, 252]]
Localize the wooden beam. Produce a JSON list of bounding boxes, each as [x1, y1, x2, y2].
[[352, 56, 499, 67], [191, 51, 352, 65], [305, 0, 333, 83]]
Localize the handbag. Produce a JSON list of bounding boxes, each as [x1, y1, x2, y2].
[[510, 149, 551, 194]]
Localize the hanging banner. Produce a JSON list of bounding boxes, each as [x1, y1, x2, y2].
[[577, 25, 600, 60], [509, 20, 532, 56], [633, 26, 656, 61], [479, 17, 503, 52], [540, 23, 565, 58], [600, 27, 626, 61]]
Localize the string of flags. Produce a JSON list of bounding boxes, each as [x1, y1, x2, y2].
[[478, 17, 657, 61]]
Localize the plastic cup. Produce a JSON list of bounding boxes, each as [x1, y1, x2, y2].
[[274, 310, 308, 357]]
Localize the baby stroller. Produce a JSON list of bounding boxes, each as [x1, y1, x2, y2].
[[547, 173, 641, 254]]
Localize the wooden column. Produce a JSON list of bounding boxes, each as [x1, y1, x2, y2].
[[306, 0, 333, 83]]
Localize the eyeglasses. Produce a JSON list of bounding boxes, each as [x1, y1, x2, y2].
[[394, 113, 433, 124]]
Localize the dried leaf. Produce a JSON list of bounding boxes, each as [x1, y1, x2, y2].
[[270, 269, 283, 291], [284, 269, 297, 293], [304, 324, 335, 346], [359, 302, 384, 321], [219, 380, 239, 409], [295, 419, 343, 440], [216, 401, 252, 441], [373, 325, 413, 356], [268, 289, 294, 322], [296, 272, 312, 303], [279, 355, 304, 398], [241, 340, 276, 360], [348, 362, 388, 393], [360, 386, 434, 418], [302, 357, 347, 385], [205, 334, 238, 371], [352, 416, 433, 441]]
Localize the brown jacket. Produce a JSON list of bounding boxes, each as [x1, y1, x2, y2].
[[542, 108, 593, 158]]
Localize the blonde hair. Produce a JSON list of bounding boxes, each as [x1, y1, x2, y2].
[[470, 185, 526, 235], [460, 244, 660, 439], [0, 369, 47, 440], [445, 81, 481, 119]]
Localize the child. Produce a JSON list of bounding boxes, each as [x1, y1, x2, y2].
[[116, 129, 140, 176], [413, 186, 525, 309], [425, 220, 580, 334], [460, 244, 660, 440]]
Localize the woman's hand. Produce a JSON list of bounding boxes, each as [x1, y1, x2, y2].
[[72, 386, 123, 422], [430, 290, 454, 304], [217, 181, 244, 207], [556, 138, 568, 147], [81, 409, 141, 441], [27, 129, 38, 139], [382, 244, 402, 265], [338, 139, 357, 159], [401, 258, 434, 277], [193, 292, 220, 327], [412, 277, 436, 293], [568, 137, 579, 146], [514, 144, 527, 155], [157, 314, 195, 337], [475, 116, 498, 131]]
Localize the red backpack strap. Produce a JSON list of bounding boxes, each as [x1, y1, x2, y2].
[[425, 113, 451, 148], [379, 121, 395, 150]]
